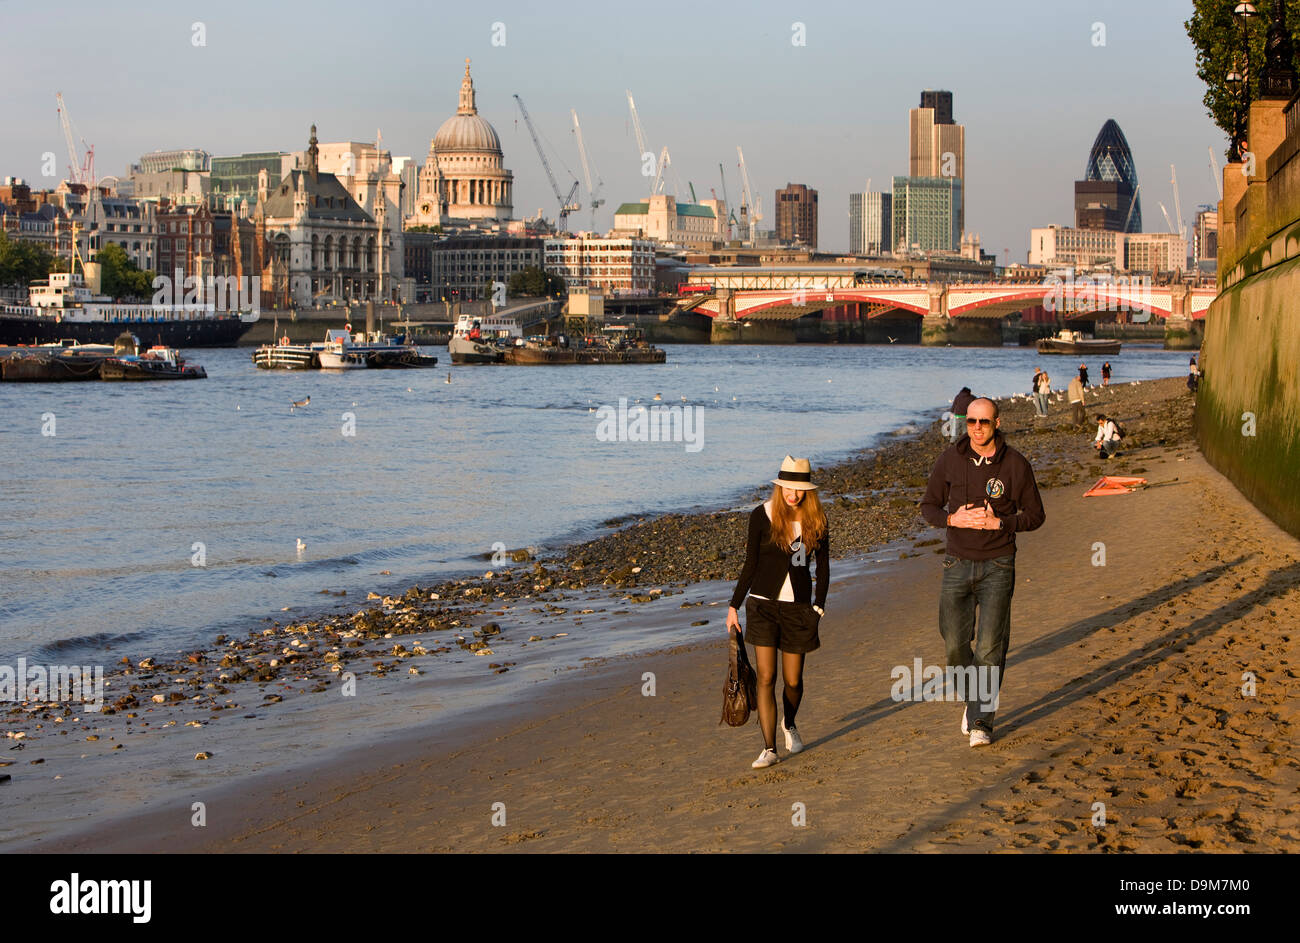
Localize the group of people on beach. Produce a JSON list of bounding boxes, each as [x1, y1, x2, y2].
[[1030, 361, 1111, 423], [726, 394, 1046, 768]]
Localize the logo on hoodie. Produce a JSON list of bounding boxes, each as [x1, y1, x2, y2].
[[986, 478, 1005, 499]]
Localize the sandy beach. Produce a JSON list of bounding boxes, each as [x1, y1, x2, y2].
[[19, 376, 1298, 853]]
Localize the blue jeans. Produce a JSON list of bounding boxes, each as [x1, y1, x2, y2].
[[1033, 392, 1049, 415], [939, 553, 1015, 732]]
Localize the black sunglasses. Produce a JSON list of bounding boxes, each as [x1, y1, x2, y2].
[[966, 417, 994, 426]]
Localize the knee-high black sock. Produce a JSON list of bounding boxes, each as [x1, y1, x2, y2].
[[782, 684, 803, 728]]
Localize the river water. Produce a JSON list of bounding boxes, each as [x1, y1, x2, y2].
[[0, 343, 1191, 664]]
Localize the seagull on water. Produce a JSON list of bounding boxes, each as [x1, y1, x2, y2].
[[296, 538, 306, 553], [291, 396, 310, 411]]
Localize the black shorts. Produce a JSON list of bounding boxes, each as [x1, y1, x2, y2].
[[744, 598, 821, 654]]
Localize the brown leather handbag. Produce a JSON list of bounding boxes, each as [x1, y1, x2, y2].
[[720, 627, 758, 726]]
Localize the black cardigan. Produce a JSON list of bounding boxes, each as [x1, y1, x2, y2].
[[729, 503, 829, 609]]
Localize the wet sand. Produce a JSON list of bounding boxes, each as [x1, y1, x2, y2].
[[25, 377, 1299, 852]]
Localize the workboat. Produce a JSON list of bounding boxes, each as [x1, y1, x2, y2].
[[100, 337, 207, 380], [0, 337, 118, 381], [503, 325, 666, 366], [255, 326, 438, 370], [1036, 329, 1121, 355], [448, 313, 522, 364], [253, 332, 320, 370], [317, 329, 368, 369]]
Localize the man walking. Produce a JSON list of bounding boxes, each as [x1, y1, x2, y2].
[[1067, 374, 1085, 426], [920, 397, 1046, 746]]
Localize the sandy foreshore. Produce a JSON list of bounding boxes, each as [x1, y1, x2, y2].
[[18, 375, 1299, 852]]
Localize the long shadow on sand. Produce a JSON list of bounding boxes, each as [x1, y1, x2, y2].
[[850, 557, 1300, 851]]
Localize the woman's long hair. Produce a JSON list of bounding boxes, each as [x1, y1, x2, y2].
[[769, 484, 827, 553]]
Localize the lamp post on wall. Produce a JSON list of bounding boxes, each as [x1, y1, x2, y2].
[[1227, 2, 1258, 163]]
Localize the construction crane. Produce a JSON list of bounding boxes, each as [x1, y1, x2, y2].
[[626, 90, 651, 173], [514, 94, 580, 232], [1159, 202, 1177, 234], [651, 146, 671, 196], [571, 109, 604, 231], [718, 163, 738, 242], [56, 92, 94, 186], [1208, 146, 1223, 200], [737, 145, 761, 245], [1170, 164, 1186, 241]]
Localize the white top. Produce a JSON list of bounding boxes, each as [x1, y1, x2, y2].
[[749, 499, 800, 603], [1095, 420, 1119, 441]]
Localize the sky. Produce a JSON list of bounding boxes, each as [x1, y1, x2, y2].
[[0, 0, 1225, 261]]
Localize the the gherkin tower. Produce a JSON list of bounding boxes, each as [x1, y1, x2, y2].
[[1084, 119, 1141, 233]]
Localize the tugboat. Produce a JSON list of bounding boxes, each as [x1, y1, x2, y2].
[[100, 333, 207, 380], [448, 313, 522, 364], [317, 329, 368, 369], [1036, 329, 1122, 355]]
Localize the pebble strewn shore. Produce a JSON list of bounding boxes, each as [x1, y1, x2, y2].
[[2, 376, 1197, 756]]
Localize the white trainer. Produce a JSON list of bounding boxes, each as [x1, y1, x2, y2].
[[751, 748, 779, 769], [969, 729, 991, 747], [783, 723, 804, 755]]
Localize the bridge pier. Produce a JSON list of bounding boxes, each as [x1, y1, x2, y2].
[[1163, 315, 1202, 350], [921, 314, 1004, 346]]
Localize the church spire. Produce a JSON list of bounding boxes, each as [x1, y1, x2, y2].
[[458, 58, 477, 115]]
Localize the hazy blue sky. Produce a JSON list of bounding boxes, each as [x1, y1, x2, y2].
[[0, 0, 1224, 259]]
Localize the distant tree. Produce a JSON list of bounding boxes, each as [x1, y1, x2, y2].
[[507, 265, 566, 298], [1186, 0, 1300, 159], [0, 230, 57, 287], [94, 243, 155, 300], [405, 224, 443, 234]]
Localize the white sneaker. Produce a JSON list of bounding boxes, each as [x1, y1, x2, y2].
[[969, 729, 991, 747], [783, 723, 804, 754], [751, 748, 779, 769], [961, 707, 969, 735]]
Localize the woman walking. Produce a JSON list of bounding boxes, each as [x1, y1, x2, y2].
[[727, 456, 830, 769], [1034, 368, 1051, 417]]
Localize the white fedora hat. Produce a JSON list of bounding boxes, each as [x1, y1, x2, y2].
[[772, 455, 818, 491]]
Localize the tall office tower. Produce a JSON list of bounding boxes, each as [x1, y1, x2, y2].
[[909, 90, 965, 234], [849, 191, 892, 255], [776, 183, 818, 248], [892, 176, 962, 253], [1074, 119, 1141, 232]]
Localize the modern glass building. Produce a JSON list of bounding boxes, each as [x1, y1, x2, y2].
[[1076, 119, 1141, 233], [211, 152, 288, 210], [892, 176, 961, 253], [849, 191, 892, 256]]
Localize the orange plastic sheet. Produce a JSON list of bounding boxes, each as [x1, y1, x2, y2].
[[1083, 475, 1148, 497]]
